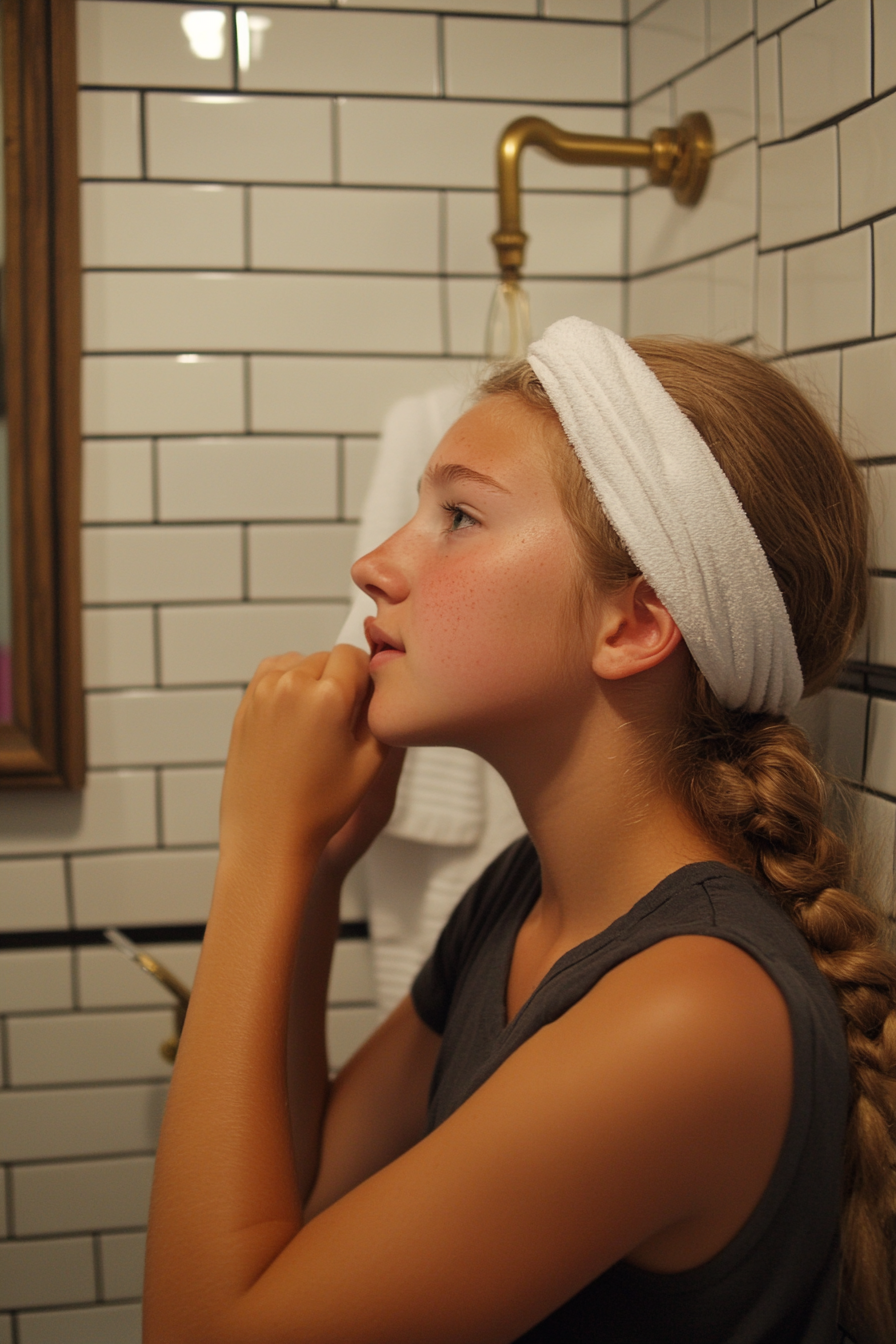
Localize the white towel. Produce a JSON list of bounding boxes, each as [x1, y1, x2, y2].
[[338, 384, 526, 1013]]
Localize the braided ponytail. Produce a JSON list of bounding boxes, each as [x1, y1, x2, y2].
[[482, 340, 896, 1343]]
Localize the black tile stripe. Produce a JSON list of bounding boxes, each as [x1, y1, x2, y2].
[[0, 920, 369, 952]]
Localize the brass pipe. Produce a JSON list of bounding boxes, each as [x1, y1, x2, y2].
[[492, 112, 713, 281], [105, 927, 191, 1062]]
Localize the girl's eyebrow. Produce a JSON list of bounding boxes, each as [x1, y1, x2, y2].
[[420, 462, 510, 494]]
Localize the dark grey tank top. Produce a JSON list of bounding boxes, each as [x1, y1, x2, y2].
[[411, 837, 850, 1344]]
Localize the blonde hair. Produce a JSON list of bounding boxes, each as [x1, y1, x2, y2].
[[481, 341, 896, 1344]]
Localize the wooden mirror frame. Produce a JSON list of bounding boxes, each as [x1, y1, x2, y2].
[[0, 0, 83, 789]]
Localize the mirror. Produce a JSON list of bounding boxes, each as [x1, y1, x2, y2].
[[0, 0, 83, 788]]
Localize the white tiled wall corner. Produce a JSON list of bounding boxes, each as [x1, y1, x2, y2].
[[628, 242, 754, 342], [869, 462, 896, 572], [673, 37, 755, 154], [779, 0, 872, 139], [869, 577, 896, 666], [857, 788, 896, 914], [755, 0, 814, 41], [785, 228, 872, 352], [774, 349, 842, 433], [792, 688, 868, 783], [82, 441, 153, 524], [83, 608, 156, 690], [629, 0, 705, 100], [445, 191, 624, 278], [866, 696, 896, 797], [707, 0, 751, 54], [756, 249, 784, 352]]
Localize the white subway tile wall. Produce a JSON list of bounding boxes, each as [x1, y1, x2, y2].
[[4, 2, 896, 1335]]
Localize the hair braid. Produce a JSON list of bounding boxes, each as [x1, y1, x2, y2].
[[670, 673, 896, 1344], [481, 339, 896, 1343]]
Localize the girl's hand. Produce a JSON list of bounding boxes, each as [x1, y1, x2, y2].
[[219, 644, 390, 872], [319, 744, 406, 885]]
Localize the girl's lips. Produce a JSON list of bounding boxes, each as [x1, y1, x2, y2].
[[369, 646, 405, 671], [364, 618, 406, 671]]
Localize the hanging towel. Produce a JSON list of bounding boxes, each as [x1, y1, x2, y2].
[[338, 385, 526, 1013]]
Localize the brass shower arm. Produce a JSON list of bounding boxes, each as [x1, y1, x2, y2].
[[492, 112, 714, 281]]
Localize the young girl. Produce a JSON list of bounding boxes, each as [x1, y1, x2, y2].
[[144, 319, 896, 1344]]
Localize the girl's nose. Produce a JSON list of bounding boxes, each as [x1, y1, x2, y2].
[[351, 532, 411, 605]]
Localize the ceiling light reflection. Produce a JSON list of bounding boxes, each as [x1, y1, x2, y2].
[[181, 10, 227, 61], [236, 10, 271, 72]]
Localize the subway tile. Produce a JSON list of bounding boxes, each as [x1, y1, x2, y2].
[[82, 524, 242, 604], [707, 0, 752, 53], [17, 1302, 141, 1344], [756, 249, 784, 353], [329, 939, 375, 1003], [785, 228, 872, 351], [73, 848, 217, 927], [0, 1237, 94, 1311], [81, 183, 244, 270], [630, 0, 705, 100], [160, 767, 224, 846], [869, 462, 896, 570], [251, 355, 478, 435], [757, 37, 782, 145], [78, 91, 140, 179], [83, 608, 156, 691], [869, 577, 896, 666], [445, 191, 623, 277], [78, 1, 232, 88], [8, 1009, 174, 1085], [793, 687, 867, 780], [629, 140, 756, 274], [12, 1156, 154, 1236], [858, 789, 896, 916], [327, 1005, 379, 1069], [629, 86, 673, 144], [249, 525, 358, 600], [447, 277, 623, 355], [0, 773, 157, 859], [774, 348, 841, 431], [160, 603, 348, 683], [339, 99, 626, 191], [756, 0, 813, 40], [347, 0, 535, 10], [0, 859, 67, 930], [344, 439, 378, 518], [674, 38, 755, 154], [82, 355, 245, 437], [101, 1232, 146, 1301], [82, 440, 153, 524], [875, 0, 896, 95], [147, 94, 332, 183], [780, 0, 872, 138], [875, 213, 896, 336], [627, 242, 754, 342], [0, 1318, 10, 1344], [543, 0, 621, 16], [841, 338, 896, 459], [241, 10, 436, 96], [250, 187, 439, 273], [760, 128, 838, 249], [0, 1083, 167, 1163], [84, 272, 443, 356], [866, 696, 896, 796], [0, 950, 72, 1013], [444, 16, 622, 103], [87, 688, 241, 768], [158, 437, 337, 522], [840, 92, 896, 227], [78, 943, 201, 1009]]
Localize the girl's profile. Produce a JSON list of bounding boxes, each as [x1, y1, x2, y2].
[[143, 318, 896, 1344]]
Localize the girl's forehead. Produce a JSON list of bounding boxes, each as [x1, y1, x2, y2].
[[430, 396, 556, 479]]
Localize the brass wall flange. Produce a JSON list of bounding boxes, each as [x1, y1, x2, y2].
[[491, 112, 714, 281]]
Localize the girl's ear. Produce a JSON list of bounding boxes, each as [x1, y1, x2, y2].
[[591, 577, 683, 681]]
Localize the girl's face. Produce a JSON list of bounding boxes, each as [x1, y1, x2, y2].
[[351, 394, 598, 750]]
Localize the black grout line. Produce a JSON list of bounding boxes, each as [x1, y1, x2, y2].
[[336, 437, 345, 520], [4, 1165, 14, 1239], [243, 185, 251, 270], [0, 921, 369, 952], [330, 98, 341, 185], [155, 767, 165, 847], [139, 91, 148, 181], [93, 1232, 105, 1302], [436, 16, 446, 97]]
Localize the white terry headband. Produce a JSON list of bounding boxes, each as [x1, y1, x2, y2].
[[527, 317, 803, 716]]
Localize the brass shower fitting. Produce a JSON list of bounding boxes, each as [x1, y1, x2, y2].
[[491, 112, 714, 282], [105, 927, 191, 1062]]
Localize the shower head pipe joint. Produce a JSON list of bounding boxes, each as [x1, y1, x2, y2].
[[492, 112, 713, 281]]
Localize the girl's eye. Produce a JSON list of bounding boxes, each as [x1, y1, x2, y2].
[[442, 502, 477, 532]]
